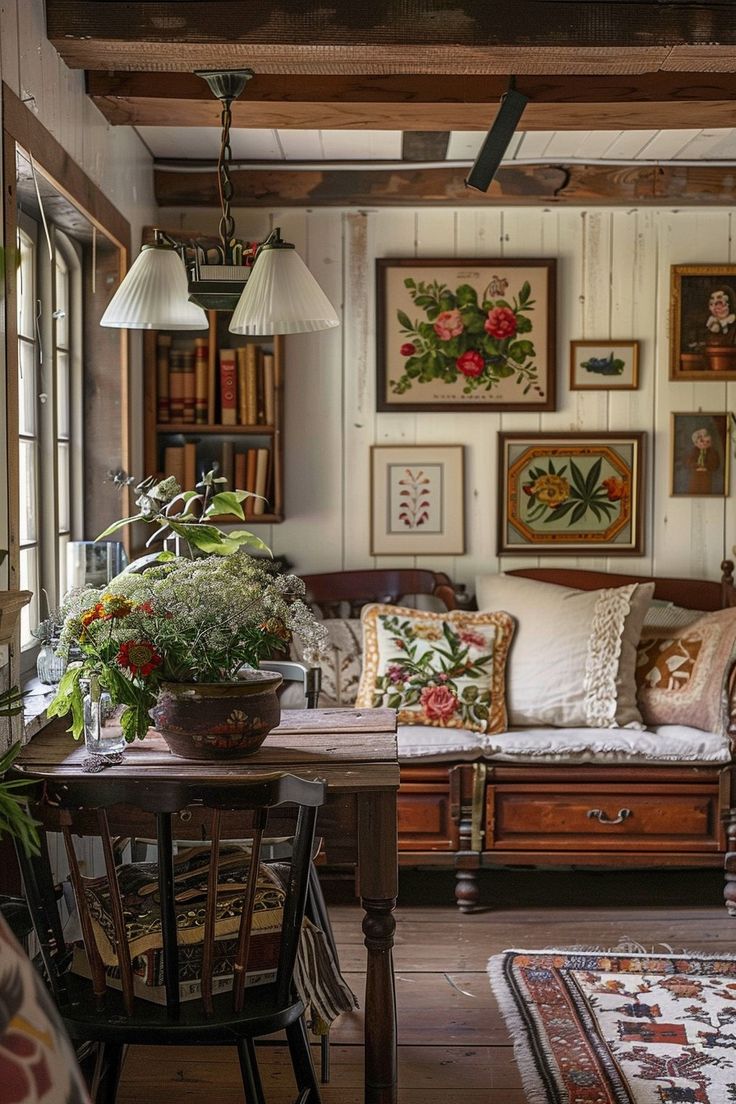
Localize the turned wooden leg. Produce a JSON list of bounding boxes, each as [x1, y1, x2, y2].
[[455, 869, 480, 913], [725, 806, 736, 915], [361, 896, 397, 1104]]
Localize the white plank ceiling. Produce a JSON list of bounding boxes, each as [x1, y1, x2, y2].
[[137, 126, 736, 163]]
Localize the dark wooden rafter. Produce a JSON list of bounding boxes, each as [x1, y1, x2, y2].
[[87, 71, 736, 131], [154, 162, 736, 208], [48, 1, 736, 74]]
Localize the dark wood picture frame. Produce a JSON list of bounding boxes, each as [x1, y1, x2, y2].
[[377, 256, 556, 412], [670, 263, 736, 380], [498, 431, 646, 556], [670, 412, 730, 497]]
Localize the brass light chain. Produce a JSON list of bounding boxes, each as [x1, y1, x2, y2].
[[217, 97, 236, 257]]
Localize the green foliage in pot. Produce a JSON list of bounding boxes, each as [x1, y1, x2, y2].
[[48, 553, 328, 743], [98, 468, 270, 557], [0, 688, 40, 856]]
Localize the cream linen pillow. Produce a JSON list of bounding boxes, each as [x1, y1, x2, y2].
[[475, 574, 654, 728]]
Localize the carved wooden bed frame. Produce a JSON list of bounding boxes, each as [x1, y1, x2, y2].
[[302, 563, 736, 913]]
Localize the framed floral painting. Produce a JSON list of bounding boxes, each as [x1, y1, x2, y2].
[[498, 432, 645, 555], [376, 258, 556, 411], [670, 264, 736, 380], [370, 444, 465, 556], [569, 340, 639, 390], [670, 412, 730, 497]]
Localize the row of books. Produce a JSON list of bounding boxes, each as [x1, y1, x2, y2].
[[163, 442, 274, 517], [157, 336, 276, 427]]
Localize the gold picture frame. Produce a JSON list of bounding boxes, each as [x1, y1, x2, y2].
[[670, 264, 736, 380], [670, 412, 730, 497]]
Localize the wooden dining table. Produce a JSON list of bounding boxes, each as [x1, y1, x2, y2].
[[16, 707, 400, 1104]]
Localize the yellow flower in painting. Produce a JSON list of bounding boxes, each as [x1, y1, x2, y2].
[[530, 473, 570, 508], [411, 623, 444, 641]]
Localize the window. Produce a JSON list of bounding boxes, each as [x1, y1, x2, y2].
[[17, 217, 83, 665]]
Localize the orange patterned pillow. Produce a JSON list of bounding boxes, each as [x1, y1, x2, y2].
[[636, 608, 736, 733]]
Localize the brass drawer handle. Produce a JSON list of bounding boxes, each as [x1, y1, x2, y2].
[[587, 807, 632, 826]]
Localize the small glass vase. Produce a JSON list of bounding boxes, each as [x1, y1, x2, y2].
[[36, 644, 67, 686], [83, 675, 126, 755]]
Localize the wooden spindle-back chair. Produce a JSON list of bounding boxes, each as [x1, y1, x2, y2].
[[15, 771, 325, 1104]]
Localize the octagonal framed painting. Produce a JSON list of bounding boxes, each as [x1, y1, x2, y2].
[[498, 432, 645, 555]]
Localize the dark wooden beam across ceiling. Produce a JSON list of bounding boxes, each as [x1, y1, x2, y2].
[[154, 163, 736, 208], [48, 1, 736, 74], [88, 72, 736, 130]]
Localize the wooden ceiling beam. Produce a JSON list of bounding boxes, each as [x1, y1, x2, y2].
[[154, 163, 736, 208], [88, 72, 736, 131], [48, 1, 736, 74]]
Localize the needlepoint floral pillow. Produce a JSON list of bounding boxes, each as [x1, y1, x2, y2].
[[355, 604, 514, 734]]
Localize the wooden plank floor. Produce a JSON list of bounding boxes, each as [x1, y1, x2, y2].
[[117, 867, 736, 1103]]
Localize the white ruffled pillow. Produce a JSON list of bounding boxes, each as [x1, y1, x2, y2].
[[475, 574, 654, 729]]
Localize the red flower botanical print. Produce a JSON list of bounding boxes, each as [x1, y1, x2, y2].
[[420, 684, 459, 722], [117, 639, 162, 678], [399, 342, 416, 356], [602, 476, 627, 502], [456, 350, 485, 378], [432, 308, 464, 341], [484, 306, 518, 339]]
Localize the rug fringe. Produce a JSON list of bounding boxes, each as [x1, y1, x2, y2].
[[487, 954, 553, 1104], [496, 945, 736, 961]]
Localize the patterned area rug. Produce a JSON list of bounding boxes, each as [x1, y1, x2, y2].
[[489, 948, 736, 1104]]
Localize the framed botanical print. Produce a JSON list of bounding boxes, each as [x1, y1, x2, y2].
[[370, 444, 465, 556], [498, 432, 645, 556], [670, 412, 730, 497], [376, 257, 556, 412], [570, 340, 639, 390], [670, 264, 736, 380]]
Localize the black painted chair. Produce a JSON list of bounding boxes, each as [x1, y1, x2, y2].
[[16, 771, 325, 1104]]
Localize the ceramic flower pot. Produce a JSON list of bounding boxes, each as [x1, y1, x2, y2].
[[150, 672, 283, 759], [705, 345, 736, 373]]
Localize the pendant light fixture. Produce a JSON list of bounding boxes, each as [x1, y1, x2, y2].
[[101, 69, 339, 335]]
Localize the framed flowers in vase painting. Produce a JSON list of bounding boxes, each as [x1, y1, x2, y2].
[[376, 258, 556, 412]]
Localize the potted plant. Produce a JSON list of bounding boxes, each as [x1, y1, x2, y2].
[[48, 479, 327, 759]]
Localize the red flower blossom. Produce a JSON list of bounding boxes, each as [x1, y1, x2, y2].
[[139, 600, 155, 615], [460, 629, 486, 649], [400, 342, 416, 356], [456, 350, 484, 378], [420, 684, 459, 722], [433, 309, 464, 341], [484, 306, 517, 339], [117, 639, 162, 678], [602, 476, 627, 502]]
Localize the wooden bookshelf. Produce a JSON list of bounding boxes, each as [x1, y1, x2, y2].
[[143, 310, 284, 524]]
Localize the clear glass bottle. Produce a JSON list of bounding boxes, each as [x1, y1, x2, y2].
[[36, 643, 67, 686], [83, 675, 126, 755]]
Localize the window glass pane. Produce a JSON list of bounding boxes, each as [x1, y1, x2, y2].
[[57, 443, 70, 532], [18, 340, 36, 437], [19, 546, 39, 648], [17, 230, 35, 340], [56, 349, 70, 438], [58, 534, 69, 601], [55, 256, 69, 348], [19, 439, 38, 544]]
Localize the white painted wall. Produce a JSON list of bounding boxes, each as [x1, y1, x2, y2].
[[164, 203, 736, 589]]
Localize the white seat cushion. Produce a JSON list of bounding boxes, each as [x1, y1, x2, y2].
[[397, 723, 731, 765]]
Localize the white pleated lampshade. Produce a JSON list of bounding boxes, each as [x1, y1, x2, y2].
[[229, 245, 340, 335], [100, 244, 208, 330]]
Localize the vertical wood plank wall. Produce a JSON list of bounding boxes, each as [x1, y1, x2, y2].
[[168, 203, 736, 588]]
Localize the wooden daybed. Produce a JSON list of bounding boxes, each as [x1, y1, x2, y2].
[[301, 563, 736, 913]]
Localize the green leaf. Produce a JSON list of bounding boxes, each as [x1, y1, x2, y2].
[[569, 461, 587, 498], [515, 315, 533, 334], [518, 281, 531, 304], [397, 309, 413, 330], [207, 491, 246, 520], [571, 501, 588, 525], [95, 514, 143, 541], [544, 500, 577, 522], [584, 456, 603, 497]]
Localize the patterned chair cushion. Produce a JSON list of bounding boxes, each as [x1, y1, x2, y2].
[[355, 604, 514, 734]]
